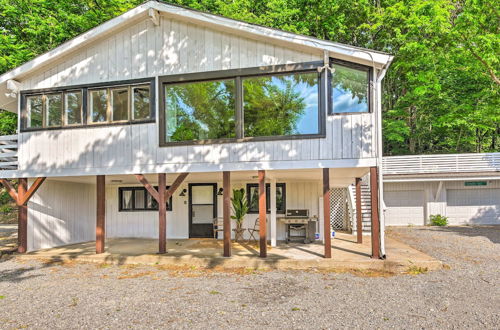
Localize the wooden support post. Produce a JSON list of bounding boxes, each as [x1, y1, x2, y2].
[[258, 170, 267, 258], [96, 175, 105, 254], [1, 177, 46, 253], [370, 167, 381, 259], [355, 177, 363, 244], [158, 173, 167, 254], [222, 171, 231, 257], [18, 178, 27, 253], [322, 168, 332, 258]]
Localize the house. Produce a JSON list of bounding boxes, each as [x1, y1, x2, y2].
[[383, 153, 500, 225], [0, 1, 393, 258]]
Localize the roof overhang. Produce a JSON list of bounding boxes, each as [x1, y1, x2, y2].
[[0, 0, 393, 113]]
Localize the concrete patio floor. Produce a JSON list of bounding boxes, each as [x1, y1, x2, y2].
[[16, 233, 442, 272]]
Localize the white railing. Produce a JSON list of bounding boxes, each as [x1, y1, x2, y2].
[[383, 152, 500, 175], [0, 134, 18, 170]]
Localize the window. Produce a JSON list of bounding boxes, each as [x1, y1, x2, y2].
[[246, 183, 286, 214], [243, 72, 319, 137], [64, 91, 83, 125], [330, 61, 370, 114], [132, 86, 151, 120], [46, 93, 62, 127], [160, 62, 325, 146], [165, 79, 236, 142], [89, 89, 108, 123], [22, 79, 153, 131], [26, 95, 43, 128], [111, 88, 129, 121], [118, 187, 173, 212]]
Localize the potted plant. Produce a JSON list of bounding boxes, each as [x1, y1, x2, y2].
[[231, 188, 248, 242]]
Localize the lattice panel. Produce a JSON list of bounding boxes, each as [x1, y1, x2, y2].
[[330, 188, 348, 230]]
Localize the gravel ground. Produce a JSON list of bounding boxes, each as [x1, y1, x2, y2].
[[0, 226, 499, 329]]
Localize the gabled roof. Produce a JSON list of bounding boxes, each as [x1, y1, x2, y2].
[[0, 0, 393, 113]]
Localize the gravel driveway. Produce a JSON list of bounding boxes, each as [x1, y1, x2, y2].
[[0, 226, 499, 329]]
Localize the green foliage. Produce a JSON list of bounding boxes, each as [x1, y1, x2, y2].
[[0, 204, 13, 214], [230, 188, 248, 227], [0, 111, 17, 135], [0, 0, 498, 154], [0, 190, 12, 205], [429, 214, 449, 226]]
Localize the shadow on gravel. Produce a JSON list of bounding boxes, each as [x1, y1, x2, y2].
[[428, 225, 500, 244], [0, 265, 44, 283]]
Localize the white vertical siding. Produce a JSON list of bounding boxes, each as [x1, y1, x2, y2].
[[28, 180, 95, 251]]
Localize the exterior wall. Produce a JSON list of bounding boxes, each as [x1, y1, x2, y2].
[[384, 180, 500, 226], [15, 14, 378, 177], [27, 180, 95, 251], [106, 180, 321, 241]]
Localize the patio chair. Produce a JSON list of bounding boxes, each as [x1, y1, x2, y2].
[[247, 217, 260, 242], [213, 217, 224, 239]]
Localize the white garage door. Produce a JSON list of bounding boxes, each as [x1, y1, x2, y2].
[[446, 188, 500, 224], [384, 190, 424, 226]]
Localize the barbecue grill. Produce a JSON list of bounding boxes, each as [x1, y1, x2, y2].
[[278, 209, 317, 243]]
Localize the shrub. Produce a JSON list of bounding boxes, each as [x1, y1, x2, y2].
[[0, 204, 13, 214], [429, 214, 448, 226]]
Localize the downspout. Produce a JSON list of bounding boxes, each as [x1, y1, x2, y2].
[[375, 56, 394, 259]]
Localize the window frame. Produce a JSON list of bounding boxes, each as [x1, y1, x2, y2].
[[328, 58, 373, 116], [20, 78, 155, 132], [246, 183, 286, 214], [118, 186, 173, 212], [159, 61, 326, 147]]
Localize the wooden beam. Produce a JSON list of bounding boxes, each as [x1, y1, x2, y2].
[[0, 179, 18, 203], [158, 173, 167, 254], [17, 178, 27, 253], [355, 178, 363, 244], [370, 167, 381, 259], [134, 174, 160, 202], [165, 172, 189, 199], [19, 177, 46, 205], [322, 168, 332, 258], [223, 171, 231, 257], [258, 170, 267, 258], [96, 175, 105, 254]]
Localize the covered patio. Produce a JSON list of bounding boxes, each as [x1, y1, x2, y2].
[[16, 233, 442, 272]]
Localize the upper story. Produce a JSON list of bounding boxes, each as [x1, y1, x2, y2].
[[0, 1, 393, 179]]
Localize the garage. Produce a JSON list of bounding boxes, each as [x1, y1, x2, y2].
[[446, 188, 500, 224], [384, 190, 425, 226]]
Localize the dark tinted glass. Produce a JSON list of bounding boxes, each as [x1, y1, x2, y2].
[[90, 89, 108, 123], [165, 80, 236, 142], [243, 72, 319, 137], [112, 88, 129, 121], [46, 94, 62, 127], [133, 86, 150, 120]]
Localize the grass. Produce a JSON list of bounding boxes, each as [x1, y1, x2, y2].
[[209, 290, 221, 295], [406, 266, 428, 275]]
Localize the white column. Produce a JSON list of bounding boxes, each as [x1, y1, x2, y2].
[[319, 196, 325, 243], [270, 178, 277, 247]]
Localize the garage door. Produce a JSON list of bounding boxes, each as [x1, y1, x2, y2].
[[384, 190, 424, 226], [446, 188, 500, 224]]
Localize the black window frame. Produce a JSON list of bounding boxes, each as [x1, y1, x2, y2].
[[118, 186, 173, 212], [246, 183, 286, 214], [20, 77, 155, 132], [328, 58, 373, 115], [159, 61, 326, 147]]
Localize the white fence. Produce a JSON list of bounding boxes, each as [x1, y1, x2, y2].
[[383, 152, 500, 175], [0, 135, 18, 170]]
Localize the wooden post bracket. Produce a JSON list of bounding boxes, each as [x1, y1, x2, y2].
[[0, 177, 46, 206]]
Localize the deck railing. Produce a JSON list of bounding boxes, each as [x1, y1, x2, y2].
[[382, 152, 500, 175], [0, 134, 18, 170]]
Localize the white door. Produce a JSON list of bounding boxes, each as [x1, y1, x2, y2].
[[446, 188, 500, 224], [384, 190, 425, 226]]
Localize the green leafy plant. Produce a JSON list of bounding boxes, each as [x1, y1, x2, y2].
[[231, 188, 248, 230], [0, 204, 13, 214], [429, 214, 448, 226]]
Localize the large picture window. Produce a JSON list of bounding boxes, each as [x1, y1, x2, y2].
[[246, 183, 286, 214], [119, 186, 173, 212], [165, 79, 236, 142], [160, 61, 325, 146], [22, 78, 154, 131], [330, 61, 371, 114]]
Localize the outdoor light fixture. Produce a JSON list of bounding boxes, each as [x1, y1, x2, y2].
[[217, 188, 224, 196], [179, 188, 187, 197]]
